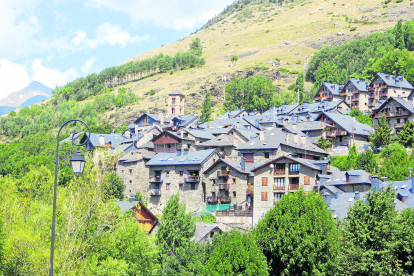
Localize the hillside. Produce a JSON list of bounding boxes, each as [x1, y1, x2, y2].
[[100, 0, 414, 127]]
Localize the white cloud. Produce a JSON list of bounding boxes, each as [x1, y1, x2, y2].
[[31, 59, 79, 88], [81, 56, 96, 74], [86, 0, 235, 30], [87, 22, 149, 48], [0, 60, 31, 100]]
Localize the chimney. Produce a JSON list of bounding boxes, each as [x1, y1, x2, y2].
[[352, 116, 356, 123], [237, 121, 240, 129], [286, 133, 290, 144], [292, 124, 297, 130], [259, 131, 264, 140], [207, 122, 210, 128], [183, 148, 188, 155], [296, 115, 299, 123], [401, 77, 404, 82], [241, 157, 246, 171], [176, 149, 182, 156], [335, 191, 338, 199], [387, 75, 390, 80], [294, 134, 299, 144], [135, 125, 138, 135], [99, 135, 105, 147], [125, 130, 131, 137], [322, 164, 327, 175], [301, 135, 306, 145], [160, 112, 164, 126], [371, 175, 380, 191]]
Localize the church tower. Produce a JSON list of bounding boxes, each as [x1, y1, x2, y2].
[[167, 90, 185, 116]]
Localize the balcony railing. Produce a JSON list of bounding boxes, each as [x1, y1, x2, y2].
[[324, 119, 333, 125], [369, 94, 375, 99], [156, 148, 176, 153], [207, 197, 218, 204], [216, 210, 253, 217], [217, 171, 229, 177], [289, 184, 300, 190], [184, 176, 200, 183], [375, 111, 410, 118], [273, 184, 285, 190], [315, 96, 321, 101], [368, 87, 375, 91], [150, 176, 163, 183], [379, 92, 388, 97], [326, 95, 333, 99], [336, 130, 348, 136], [219, 184, 230, 190], [352, 90, 359, 94], [352, 98, 359, 102], [326, 132, 336, 138], [380, 85, 388, 89], [274, 169, 286, 175], [142, 122, 150, 126], [340, 92, 347, 96], [149, 189, 161, 196], [288, 170, 300, 175]]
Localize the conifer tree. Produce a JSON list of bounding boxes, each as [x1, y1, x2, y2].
[[0, 216, 5, 271], [294, 72, 304, 103], [200, 91, 212, 123], [370, 113, 392, 148], [395, 19, 405, 50], [397, 120, 414, 148]]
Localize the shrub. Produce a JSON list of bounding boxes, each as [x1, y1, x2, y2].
[[149, 89, 156, 96], [350, 27, 357, 31]]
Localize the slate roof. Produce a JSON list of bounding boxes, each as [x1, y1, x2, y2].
[[168, 90, 185, 96], [117, 200, 138, 213], [315, 112, 374, 136], [319, 82, 344, 96], [138, 141, 154, 149], [372, 73, 414, 89], [344, 78, 370, 92], [196, 134, 238, 147], [82, 133, 127, 149], [236, 128, 328, 155], [328, 191, 369, 219], [193, 222, 224, 244], [252, 155, 323, 172], [59, 132, 84, 144], [219, 109, 246, 119], [146, 149, 216, 166], [262, 103, 300, 115], [203, 158, 261, 176], [170, 115, 199, 128], [285, 121, 332, 132], [184, 129, 215, 140], [198, 117, 256, 131], [294, 100, 348, 115], [119, 149, 154, 162], [227, 128, 259, 141], [319, 169, 372, 186], [371, 97, 414, 115]]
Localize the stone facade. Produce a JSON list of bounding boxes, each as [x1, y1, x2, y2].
[[252, 158, 321, 225], [168, 93, 185, 116], [372, 99, 414, 134], [146, 151, 220, 214], [117, 157, 150, 199]]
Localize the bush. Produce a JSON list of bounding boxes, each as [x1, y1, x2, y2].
[[278, 68, 290, 73], [350, 27, 357, 31], [149, 89, 156, 96], [289, 70, 299, 74]]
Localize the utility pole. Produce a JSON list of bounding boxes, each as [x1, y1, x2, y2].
[[297, 88, 300, 104]]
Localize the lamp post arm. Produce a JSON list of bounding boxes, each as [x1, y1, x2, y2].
[[49, 119, 90, 276]]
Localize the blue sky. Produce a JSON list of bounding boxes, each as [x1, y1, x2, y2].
[[0, 0, 234, 100]]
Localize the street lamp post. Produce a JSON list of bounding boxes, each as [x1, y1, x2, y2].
[[49, 119, 91, 276]]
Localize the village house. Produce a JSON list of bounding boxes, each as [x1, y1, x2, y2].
[[314, 82, 344, 102], [219, 109, 249, 119], [368, 73, 413, 105], [152, 130, 197, 153], [340, 78, 371, 111], [196, 134, 243, 160], [226, 127, 259, 143], [251, 156, 327, 225], [285, 121, 332, 142], [263, 103, 301, 116], [371, 96, 414, 134], [117, 149, 154, 198], [293, 100, 351, 117], [314, 112, 374, 148], [145, 149, 221, 214], [235, 128, 329, 164], [167, 90, 185, 116], [117, 201, 159, 233]]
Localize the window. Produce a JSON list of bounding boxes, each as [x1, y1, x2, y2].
[[274, 164, 285, 174], [289, 163, 300, 173], [212, 179, 216, 186], [179, 171, 184, 176], [179, 183, 183, 191], [304, 176, 310, 185], [129, 180, 132, 183], [232, 178, 236, 184], [264, 152, 270, 159], [365, 95, 367, 98], [397, 119, 401, 124], [129, 169, 132, 174], [274, 178, 285, 189], [183, 133, 188, 138], [348, 96, 350, 100], [166, 171, 169, 177], [172, 97, 176, 104], [172, 108, 175, 114], [339, 137, 343, 142], [166, 183, 171, 190], [274, 193, 283, 203], [243, 153, 254, 163], [262, 177, 268, 186], [221, 147, 225, 152], [261, 192, 268, 201], [233, 191, 237, 197], [191, 183, 196, 190]]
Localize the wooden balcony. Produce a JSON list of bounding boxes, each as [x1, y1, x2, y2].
[[368, 94, 375, 99], [352, 98, 359, 102], [340, 92, 347, 96], [326, 132, 336, 138], [216, 210, 253, 217], [368, 87, 375, 91], [184, 176, 200, 183], [219, 184, 230, 190], [217, 171, 229, 177], [289, 184, 300, 190], [274, 169, 286, 175], [156, 148, 176, 153], [288, 170, 300, 175], [379, 92, 388, 97], [326, 95, 333, 99], [149, 189, 161, 196], [375, 111, 410, 118], [142, 122, 150, 126], [352, 90, 359, 94], [324, 119, 333, 125], [336, 130, 348, 136], [273, 184, 285, 190], [149, 176, 163, 183], [380, 85, 388, 89], [315, 96, 321, 101]]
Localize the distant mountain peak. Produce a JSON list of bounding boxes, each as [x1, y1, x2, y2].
[[0, 81, 52, 108]]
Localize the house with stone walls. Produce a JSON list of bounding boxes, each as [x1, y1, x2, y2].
[[226, 127, 259, 143], [176, 128, 215, 145], [152, 130, 197, 154], [250, 156, 326, 225], [195, 134, 243, 160], [262, 103, 301, 116], [198, 117, 259, 131], [167, 90, 185, 116], [117, 149, 154, 198], [219, 109, 248, 119], [284, 121, 332, 142], [368, 73, 413, 104], [340, 78, 371, 111], [314, 112, 374, 148], [314, 82, 344, 102], [203, 158, 256, 210], [235, 128, 329, 164], [371, 96, 414, 134], [144, 149, 221, 214]]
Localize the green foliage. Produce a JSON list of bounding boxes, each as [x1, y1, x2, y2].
[[398, 120, 414, 148], [102, 172, 125, 200], [149, 89, 156, 96], [339, 186, 407, 275], [135, 191, 147, 203], [200, 91, 212, 123], [318, 137, 332, 150], [223, 75, 276, 113], [231, 55, 239, 65], [348, 109, 373, 127], [194, 215, 216, 223], [289, 70, 299, 74], [255, 189, 339, 276], [8, 111, 16, 117], [155, 194, 196, 256], [395, 19, 405, 49], [293, 72, 304, 102], [278, 68, 290, 73], [0, 215, 5, 272], [356, 148, 378, 173], [350, 27, 357, 31], [379, 143, 412, 181], [89, 124, 113, 134], [205, 231, 269, 276], [370, 113, 392, 148], [189, 37, 203, 56]]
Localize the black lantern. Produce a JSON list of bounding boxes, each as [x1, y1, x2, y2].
[[70, 151, 86, 174]]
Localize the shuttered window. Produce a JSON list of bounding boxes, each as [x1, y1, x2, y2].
[[243, 153, 254, 163], [262, 177, 268, 186], [304, 176, 310, 185], [261, 192, 268, 201]]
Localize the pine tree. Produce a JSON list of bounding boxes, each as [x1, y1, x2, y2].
[[370, 113, 392, 148], [200, 91, 212, 123], [395, 19, 405, 50], [397, 120, 414, 147], [294, 72, 304, 103]]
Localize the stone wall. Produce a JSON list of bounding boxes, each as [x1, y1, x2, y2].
[[372, 99, 414, 133], [117, 159, 150, 199]]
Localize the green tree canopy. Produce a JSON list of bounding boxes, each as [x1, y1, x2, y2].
[[231, 55, 239, 65], [200, 91, 212, 123], [255, 189, 339, 276], [190, 37, 203, 56], [370, 113, 392, 148], [397, 120, 414, 148], [0, 215, 5, 272]]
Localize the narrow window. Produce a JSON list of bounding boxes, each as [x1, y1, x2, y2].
[[232, 178, 236, 184], [262, 177, 268, 186], [264, 152, 270, 159], [166, 183, 171, 190], [129, 169, 132, 174], [179, 183, 183, 191], [233, 191, 237, 198], [212, 179, 216, 186], [261, 192, 268, 201], [180, 171, 184, 176], [191, 183, 196, 190]]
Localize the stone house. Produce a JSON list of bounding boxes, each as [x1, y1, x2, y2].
[[196, 134, 243, 160], [285, 121, 332, 142], [371, 97, 414, 134], [145, 149, 221, 214], [176, 128, 215, 145], [341, 78, 371, 111], [226, 127, 258, 143], [314, 82, 344, 102], [250, 156, 326, 225], [293, 100, 351, 117], [315, 112, 374, 148], [203, 158, 256, 209], [235, 128, 329, 164], [152, 130, 196, 153], [262, 103, 301, 116], [167, 90, 185, 116], [367, 73, 413, 107], [219, 109, 248, 119], [117, 149, 154, 198]]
